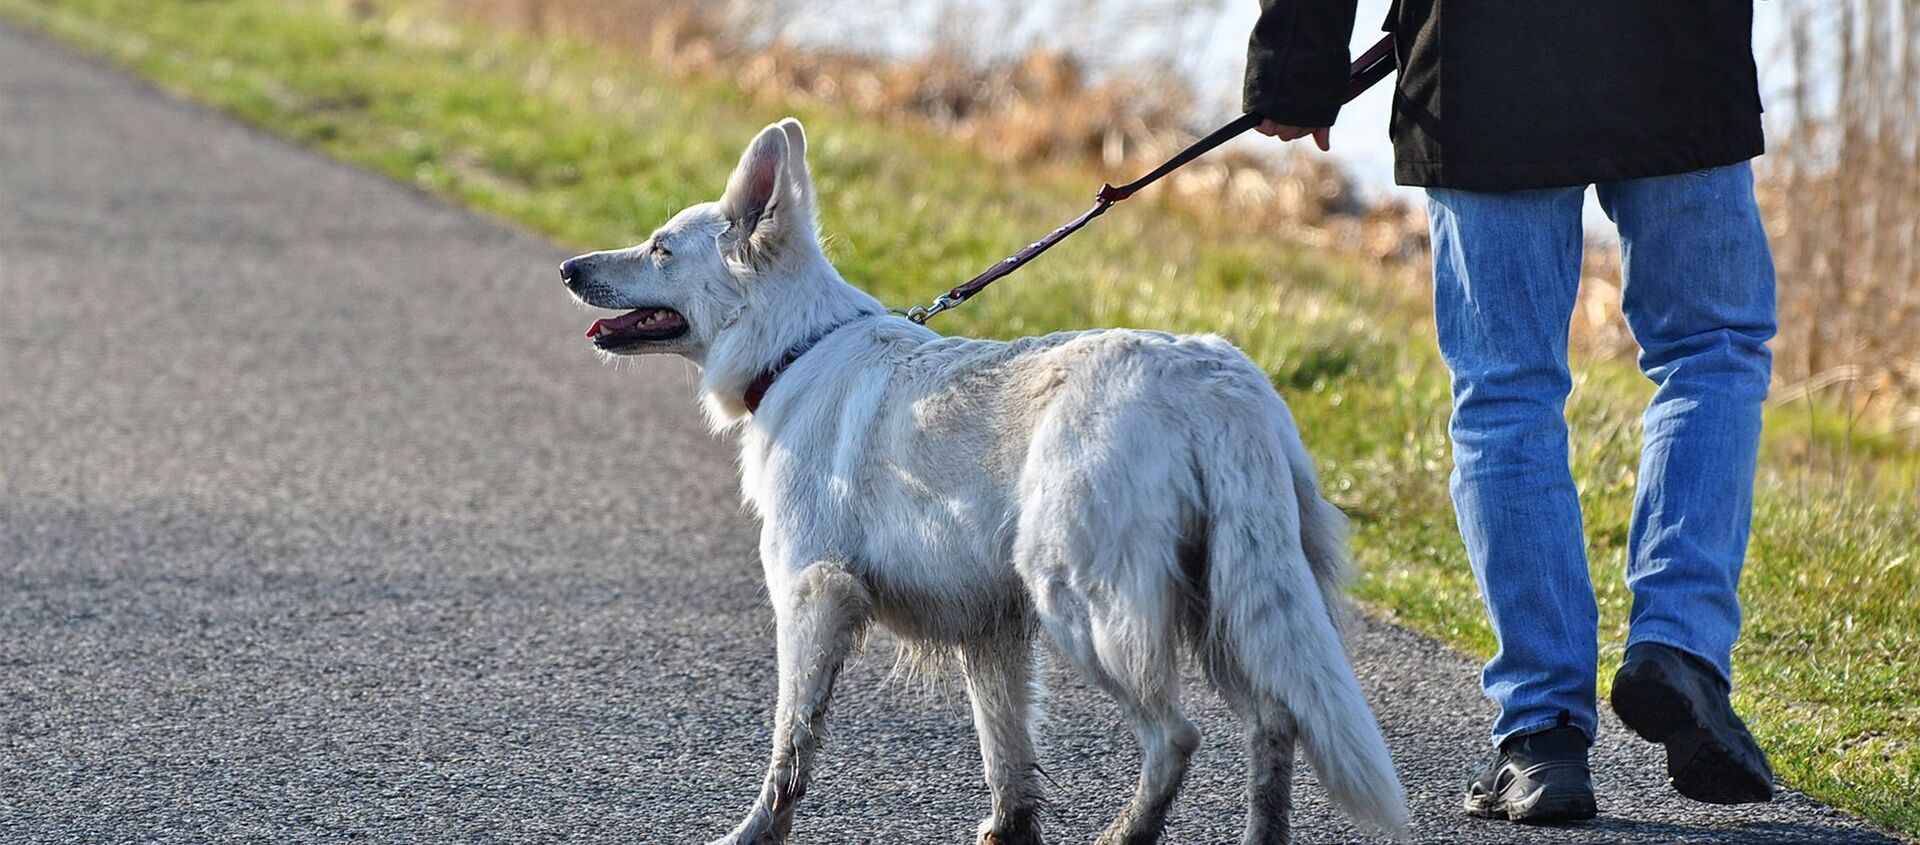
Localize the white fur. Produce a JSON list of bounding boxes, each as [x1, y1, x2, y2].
[[564, 119, 1409, 845]]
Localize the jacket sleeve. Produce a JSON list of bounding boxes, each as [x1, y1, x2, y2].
[[1243, 0, 1360, 127]]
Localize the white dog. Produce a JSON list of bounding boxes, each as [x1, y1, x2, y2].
[[561, 119, 1409, 845]]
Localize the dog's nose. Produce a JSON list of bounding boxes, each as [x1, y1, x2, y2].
[[560, 256, 585, 285]]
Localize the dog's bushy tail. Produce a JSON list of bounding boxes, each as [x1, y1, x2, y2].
[[1200, 390, 1409, 841]]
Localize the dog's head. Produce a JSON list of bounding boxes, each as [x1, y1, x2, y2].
[[560, 118, 821, 364]]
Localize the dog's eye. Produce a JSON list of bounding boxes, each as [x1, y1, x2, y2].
[[651, 242, 672, 260]]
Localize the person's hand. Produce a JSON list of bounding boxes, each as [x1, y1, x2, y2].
[[1255, 119, 1331, 152]]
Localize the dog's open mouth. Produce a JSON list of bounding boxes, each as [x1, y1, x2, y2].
[[587, 307, 688, 350]]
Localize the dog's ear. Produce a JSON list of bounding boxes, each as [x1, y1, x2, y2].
[[718, 123, 791, 261], [774, 118, 818, 232]]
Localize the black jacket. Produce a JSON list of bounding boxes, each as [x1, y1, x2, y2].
[[1244, 1, 1766, 190]]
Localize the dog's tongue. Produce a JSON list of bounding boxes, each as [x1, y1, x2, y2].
[[585, 308, 649, 338]]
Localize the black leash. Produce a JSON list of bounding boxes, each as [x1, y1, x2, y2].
[[905, 34, 1397, 324]]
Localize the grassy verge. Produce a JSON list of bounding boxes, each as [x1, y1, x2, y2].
[[2, 0, 1913, 835]]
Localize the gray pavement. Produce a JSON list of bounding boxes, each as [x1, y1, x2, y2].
[[0, 21, 1901, 845]]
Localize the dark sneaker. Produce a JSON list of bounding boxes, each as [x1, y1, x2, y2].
[[1611, 642, 1774, 805], [1463, 725, 1599, 823]]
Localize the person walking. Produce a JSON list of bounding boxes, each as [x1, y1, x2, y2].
[[1245, 0, 1778, 823]]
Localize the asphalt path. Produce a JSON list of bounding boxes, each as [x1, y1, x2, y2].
[[0, 21, 1901, 845]]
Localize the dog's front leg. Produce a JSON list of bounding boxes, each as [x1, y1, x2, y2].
[[963, 632, 1044, 845], [710, 560, 872, 845]]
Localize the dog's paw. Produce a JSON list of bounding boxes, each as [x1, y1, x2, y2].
[[977, 815, 1043, 845]]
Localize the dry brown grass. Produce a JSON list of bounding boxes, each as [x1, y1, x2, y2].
[[1766, 0, 1920, 427]]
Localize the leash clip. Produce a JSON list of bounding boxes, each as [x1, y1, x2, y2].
[[904, 293, 961, 324]]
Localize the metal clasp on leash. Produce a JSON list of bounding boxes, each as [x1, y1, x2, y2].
[[904, 293, 962, 325]]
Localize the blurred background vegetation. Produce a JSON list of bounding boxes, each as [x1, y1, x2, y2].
[[0, 0, 1913, 836]]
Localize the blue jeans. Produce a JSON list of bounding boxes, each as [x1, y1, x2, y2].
[[1427, 161, 1777, 746]]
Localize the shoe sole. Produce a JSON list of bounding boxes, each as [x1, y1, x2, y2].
[[1612, 659, 1774, 805], [1464, 784, 1599, 824]]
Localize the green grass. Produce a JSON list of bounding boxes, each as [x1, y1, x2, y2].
[[2, 0, 1914, 836]]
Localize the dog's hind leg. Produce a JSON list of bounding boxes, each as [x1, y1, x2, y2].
[[1015, 403, 1200, 845], [1242, 714, 1299, 845], [1026, 573, 1197, 845], [711, 560, 872, 845], [1206, 656, 1298, 845], [1088, 641, 1199, 845], [962, 632, 1044, 845]]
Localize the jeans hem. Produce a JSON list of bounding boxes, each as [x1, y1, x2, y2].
[[1624, 630, 1733, 686], [1492, 715, 1596, 749]]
